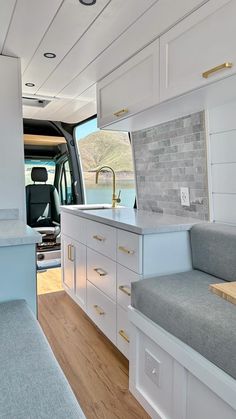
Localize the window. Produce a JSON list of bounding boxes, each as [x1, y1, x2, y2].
[[59, 160, 73, 205], [75, 118, 135, 208], [25, 159, 55, 185]]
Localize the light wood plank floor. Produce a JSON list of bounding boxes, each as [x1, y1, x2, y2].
[[38, 271, 149, 419], [37, 268, 63, 295]]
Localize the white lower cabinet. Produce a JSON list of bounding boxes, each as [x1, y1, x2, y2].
[[62, 211, 192, 360], [62, 234, 86, 310], [87, 280, 116, 345]]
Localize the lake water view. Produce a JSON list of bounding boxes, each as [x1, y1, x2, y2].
[[85, 180, 135, 208]]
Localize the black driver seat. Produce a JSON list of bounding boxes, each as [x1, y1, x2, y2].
[[26, 167, 60, 240]]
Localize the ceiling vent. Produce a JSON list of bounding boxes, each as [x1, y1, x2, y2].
[[22, 96, 51, 108]]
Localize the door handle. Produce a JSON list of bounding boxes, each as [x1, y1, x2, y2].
[[202, 62, 233, 79], [119, 329, 130, 343], [93, 304, 105, 315], [93, 234, 106, 242], [113, 108, 129, 117], [94, 268, 108, 277], [118, 246, 135, 255], [119, 285, 131, 296]]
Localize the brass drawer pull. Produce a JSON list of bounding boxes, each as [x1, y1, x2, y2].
[[118, 245, 135, 255], [94, 267, 107, 277], [113, 108, 129, 117], [119, 285, 131, 296], [119, 329, 130, 343], [93, 234, 106, 242], [93, 304, 105, 315], [202, 62, 233, 79]]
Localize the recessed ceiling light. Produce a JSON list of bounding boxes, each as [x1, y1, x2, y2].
[[79, 0, 96, 5], [44, 52, 56, 58], [25, 83, 35, 87]]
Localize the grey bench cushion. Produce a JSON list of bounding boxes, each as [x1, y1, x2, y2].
[[131, 270, 236, 379], [0, 300, 85, 419], [191, 223, 236, 281]]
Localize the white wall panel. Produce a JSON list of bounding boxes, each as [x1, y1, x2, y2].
[[208, 100, 236, 224], [213, 194, 236, 224], [212, 164, 236, 194], [0, 56, 25, 221], [210, 131, 236, 163]]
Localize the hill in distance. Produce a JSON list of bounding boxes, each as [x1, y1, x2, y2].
[[78, 130, 133, 173]]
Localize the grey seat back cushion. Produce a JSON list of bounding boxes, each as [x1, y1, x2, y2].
[[190, 223, 236, 281]]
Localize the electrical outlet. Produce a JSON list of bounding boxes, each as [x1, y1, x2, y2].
[[180, 187, 190, 207], [145, 349, 161, 387]]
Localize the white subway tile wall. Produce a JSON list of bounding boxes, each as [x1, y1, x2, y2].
[[132, 111, 209, 220]]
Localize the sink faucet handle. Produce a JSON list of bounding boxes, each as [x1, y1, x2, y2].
[[117, 190, 121, 204]]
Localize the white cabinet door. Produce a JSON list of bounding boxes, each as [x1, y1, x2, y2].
[[160, 0, 236, 101], [97, 39, 159, 128], [75, 241, 87, 310], [62, 235, 75, 293]]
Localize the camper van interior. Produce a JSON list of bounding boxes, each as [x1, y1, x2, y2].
[[1, 0, 236, 418]]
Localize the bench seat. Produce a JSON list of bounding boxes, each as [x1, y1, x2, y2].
[[0, 300, 85, 419], [131, 270, 236, 379]]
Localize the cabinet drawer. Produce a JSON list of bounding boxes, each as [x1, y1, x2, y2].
[[87, 248, 116, 300], [97, 40, 159, 128], [87, 281, 116, 345], [117, 305, 130, 359], [117, 264, 141, 309], [160, 0, 235, 101], [61, 212, 87, 244], [117, 230, 142, 274], [87, 220, 116, 260]]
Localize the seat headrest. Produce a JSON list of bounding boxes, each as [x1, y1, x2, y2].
[[31, 167, 48, 183]]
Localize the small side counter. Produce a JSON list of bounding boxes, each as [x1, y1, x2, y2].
[[0, 217, 41, 315]]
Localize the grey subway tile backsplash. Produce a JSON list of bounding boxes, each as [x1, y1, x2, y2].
[[132, 111, 209, 220]]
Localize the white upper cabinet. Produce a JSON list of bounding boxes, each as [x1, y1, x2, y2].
[[97, 40, 159, 128], [160, 0, 236, 101]]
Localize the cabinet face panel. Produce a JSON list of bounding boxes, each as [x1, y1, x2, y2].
[[160, 0, 235, 101], [117, 305, 130, 359], [62, 235, 75, 293], [87, 220, 116, 260], [87, 248, 116, 300], [117, 229, 143, 274], [97, 40, 159, 128], [117, 264, 141, 310], [87, 280, 116, 345], [61, 212, 87, 244], [75, 242, 86, 310]]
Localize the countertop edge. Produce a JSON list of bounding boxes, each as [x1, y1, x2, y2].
[[61, 207, 200, 234]]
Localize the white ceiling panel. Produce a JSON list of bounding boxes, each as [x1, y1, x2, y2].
[[3, 0, 63, 72], [22, 0, 110, 95], [0, 0, 16, 53], [37, 0, 156, 97]]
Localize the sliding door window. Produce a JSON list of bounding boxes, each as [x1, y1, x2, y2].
[[75, 117, 135, 208]]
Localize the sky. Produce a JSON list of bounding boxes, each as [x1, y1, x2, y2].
[[75, 117, 99, 142]]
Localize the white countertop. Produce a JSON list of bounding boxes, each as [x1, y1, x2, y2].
[[0, 220, 41, 247], [61, 205, 202, 234]]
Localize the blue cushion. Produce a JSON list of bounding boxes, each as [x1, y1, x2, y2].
[[0, 300, 85, 418]]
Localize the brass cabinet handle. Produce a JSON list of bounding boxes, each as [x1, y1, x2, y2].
[[94, 267, 107, 277], [202, 62, 233, 79], [70, 244, 74, 262], [118, 245, 135, 255], [119, 285, 131, 296], [93, 304, 105, 315], [113, 108, 129, 117], [119, 329, 130, 343], [68, 244, 74, 261], [93, 234, 106, 242], [68, 244, 71, 261]]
